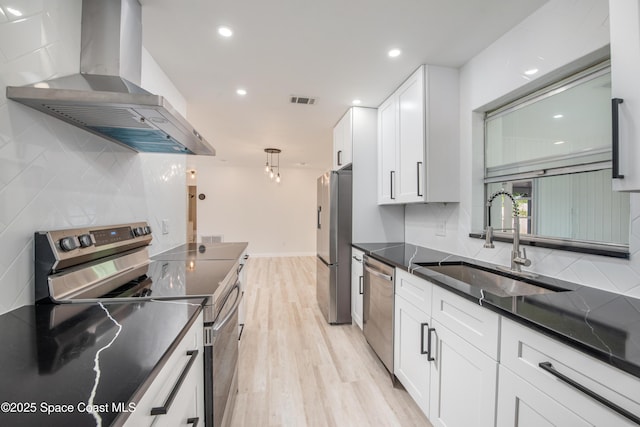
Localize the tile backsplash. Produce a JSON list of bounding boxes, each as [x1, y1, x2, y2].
[[0, 0, 187, 314]]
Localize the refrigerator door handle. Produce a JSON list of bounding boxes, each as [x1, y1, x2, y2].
[[317, 206, 322, 229]]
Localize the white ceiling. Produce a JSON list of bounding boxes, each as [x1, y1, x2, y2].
[[139, 0, 548, 170]]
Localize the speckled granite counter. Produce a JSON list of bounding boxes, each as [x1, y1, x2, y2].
[[0, 299, 204, 426], [353, 242, 640, 379]]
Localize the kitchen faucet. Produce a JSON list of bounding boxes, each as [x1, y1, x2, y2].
[[485, 189, 534, 276]]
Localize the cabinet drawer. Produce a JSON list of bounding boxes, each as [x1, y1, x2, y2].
[[501, 317, 640, 425], [430, 285, 499, 359], [395, 268, 432, 315], [124, 312, 204, 426], [497, 365, 593, 427]]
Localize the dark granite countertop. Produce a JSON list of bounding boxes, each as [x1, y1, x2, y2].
[[0, 299, 204, 426], [353, 242, 640, 380]]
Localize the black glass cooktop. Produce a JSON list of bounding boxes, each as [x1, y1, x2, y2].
[[152, 242, 248, 261], [94, 259, 237, 301]]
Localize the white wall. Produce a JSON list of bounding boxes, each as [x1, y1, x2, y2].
[[0, 0, 189, 314], [406, 0, 640, 298], [194, 159, 323, 256]]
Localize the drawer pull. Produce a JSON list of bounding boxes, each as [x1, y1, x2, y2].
[[538, 361, 640, 425], [151, 350, 199, 416], [359, 275, 364, 295]]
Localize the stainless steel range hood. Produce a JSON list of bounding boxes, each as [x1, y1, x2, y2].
[[6, 0, 215, 156]]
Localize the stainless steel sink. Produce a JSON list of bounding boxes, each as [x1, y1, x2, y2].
[[422, 264, 561, 297]]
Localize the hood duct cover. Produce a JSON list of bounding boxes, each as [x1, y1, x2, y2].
[[5, 0, 215, 156]]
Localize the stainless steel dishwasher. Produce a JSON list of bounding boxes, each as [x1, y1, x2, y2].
[[363, 254, 395, 375]]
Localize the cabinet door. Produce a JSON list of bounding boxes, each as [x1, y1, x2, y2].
[[497, 366, 593, 427], [333, 108, 353, 170], [378, 96, 398, 204], [428, 320, 497, 427], [333, 120, 343, 171], [394, 295, 431, 416], [351, 248, 364, 329], [610, 0, 640, 191], [397, 66, 425, 203]]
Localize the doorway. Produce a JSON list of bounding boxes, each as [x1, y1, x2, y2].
[[187, 185, 197, 243]]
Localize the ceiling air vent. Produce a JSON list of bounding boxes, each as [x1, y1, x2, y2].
[[290, 95, 317, 105]]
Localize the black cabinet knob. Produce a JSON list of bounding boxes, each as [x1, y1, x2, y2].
[[78, 234, 93, 248], [59, 237, 78, 252]]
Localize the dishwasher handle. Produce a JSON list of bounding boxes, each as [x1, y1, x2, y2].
[[364, 264, 393, 281]]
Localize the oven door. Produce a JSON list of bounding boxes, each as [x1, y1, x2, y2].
[[206, 281, 241, 427]]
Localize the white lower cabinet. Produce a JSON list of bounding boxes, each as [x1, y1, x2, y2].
[[393, 268, 498, 427], [351, 248, 364, 329], [124, 312, 204, 427], [428, 319, 498, 427], [394, 294, 431, 414], [498, 317, 640, 427], [394, 270, 640, 427]]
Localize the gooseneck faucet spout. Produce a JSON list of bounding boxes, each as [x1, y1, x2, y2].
[[485, 189, 532, 275]]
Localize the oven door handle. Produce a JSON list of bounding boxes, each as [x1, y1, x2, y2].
[[364, 264, 393, 281], [212, 284, 241, 335]]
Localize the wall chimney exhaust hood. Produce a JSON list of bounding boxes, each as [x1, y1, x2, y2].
[[6, 0, 215, 156]]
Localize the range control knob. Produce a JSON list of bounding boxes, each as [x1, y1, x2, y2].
[[144, 226, 151, 235], [59, 236, 78, 252], [78, 234, 93, 248], [133, 227, 144, 237]]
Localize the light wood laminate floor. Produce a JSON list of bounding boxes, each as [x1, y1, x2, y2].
[[230, 256, 432, 427]]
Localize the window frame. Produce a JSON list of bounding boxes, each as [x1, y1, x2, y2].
[[479, 60, 630, 258]]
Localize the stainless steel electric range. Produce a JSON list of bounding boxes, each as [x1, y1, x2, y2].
[[34, 222, 241, 427]]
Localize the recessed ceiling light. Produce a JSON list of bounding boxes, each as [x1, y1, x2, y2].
[[554, 140, 565, 145], [352, 99, 362, 105], [388, 48, 401, 58], [218, 26, 233, 38], [553, 114, 564, 119], [236, 88, 247, 96], [524, 68, 539, 76]]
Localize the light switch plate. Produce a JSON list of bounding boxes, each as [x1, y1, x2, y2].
[[162, 219, 169, 235], [436, 220, 446, 237]]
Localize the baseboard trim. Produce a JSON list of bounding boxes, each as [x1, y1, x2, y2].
[[249, 252, 316, 258]]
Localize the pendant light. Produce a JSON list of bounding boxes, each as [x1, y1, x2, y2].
[[263, 148, 282, 183]]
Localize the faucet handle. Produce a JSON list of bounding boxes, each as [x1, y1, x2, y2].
[[519, 247, 532, 267]]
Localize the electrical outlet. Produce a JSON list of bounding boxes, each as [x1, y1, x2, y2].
[[162, 219, 169, 235], [436, 220, 446, 237]]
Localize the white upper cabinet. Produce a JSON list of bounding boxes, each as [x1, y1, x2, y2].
[[332, 108, 353, 170], [610, 0, 640, 191], [377, 65, 459, 204]]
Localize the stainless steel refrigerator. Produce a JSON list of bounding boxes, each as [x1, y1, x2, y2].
[[316, 169, 352, 324]]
